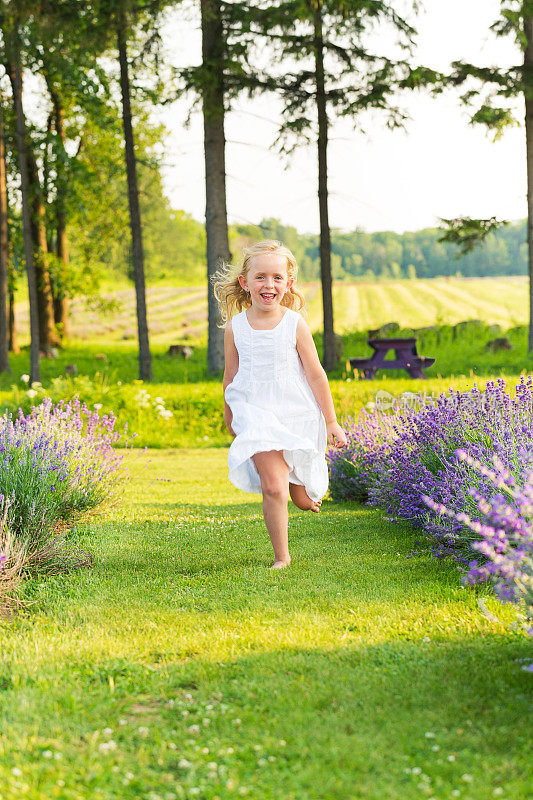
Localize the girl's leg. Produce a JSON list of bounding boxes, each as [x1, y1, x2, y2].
[[252, 450, 291, 567], [289, 483, 322, 513]]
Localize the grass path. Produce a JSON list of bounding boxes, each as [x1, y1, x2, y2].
[[1, 450, 531, 800]]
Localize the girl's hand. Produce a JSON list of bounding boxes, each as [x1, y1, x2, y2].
[[326, 420, 347, 448]]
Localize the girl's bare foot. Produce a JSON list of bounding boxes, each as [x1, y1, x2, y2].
[[310, 499, 322, 513], [270, 557, 291, 570]]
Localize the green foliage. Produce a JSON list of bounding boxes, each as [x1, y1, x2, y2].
[[438, 217, 509, 257]]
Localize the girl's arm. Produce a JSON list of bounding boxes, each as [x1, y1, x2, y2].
[[223, 322, 239, 437], [296, 317, 347, 448]]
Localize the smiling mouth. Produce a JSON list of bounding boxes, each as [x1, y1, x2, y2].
[[260, 293, 276, 301]]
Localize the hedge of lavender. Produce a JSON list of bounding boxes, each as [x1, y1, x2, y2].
[[327, 377, 533, 620], [0, 398, 125, 609], [424, 451, 533, 631]]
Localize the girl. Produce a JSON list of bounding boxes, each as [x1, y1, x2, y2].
[[213, 240, 347, 569]]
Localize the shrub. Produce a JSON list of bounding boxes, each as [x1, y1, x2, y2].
[[424, 451, 533, 632], [328, 376, 533, 560], [0, 398, 125, 610]]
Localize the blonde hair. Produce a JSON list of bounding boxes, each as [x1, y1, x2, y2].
[[212, 240, 306, 325]]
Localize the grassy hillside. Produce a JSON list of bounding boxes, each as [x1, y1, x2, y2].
[[12, 276, 530, 347]]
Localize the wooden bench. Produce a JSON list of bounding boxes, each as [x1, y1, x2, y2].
[[349, 337, 435, 379]]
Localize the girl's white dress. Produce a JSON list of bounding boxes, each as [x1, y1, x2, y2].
[[224, 307, 328, 502]]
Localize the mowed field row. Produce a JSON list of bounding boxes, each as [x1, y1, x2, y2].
[[14, 277, 529, 344]]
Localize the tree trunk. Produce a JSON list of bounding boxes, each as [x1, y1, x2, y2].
[[26, 146, 60, 349], [0, 87, 10, 372], [525, 16, 533, 353], [8, 289, 18, 354], [7, 66, 58, 350], [9, 48, 40, 381], [50, 87, 69, 338], [117, 11, 152, 381], [313, 2, 336, 371], [201, 0, 231, 374]]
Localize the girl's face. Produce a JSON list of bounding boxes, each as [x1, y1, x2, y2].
[[239, 254, 294, 310]]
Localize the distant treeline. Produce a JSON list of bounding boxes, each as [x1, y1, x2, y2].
[[86, 165, 527, 284], [231, 218, 528, 282], [132, 209, 527, 283]]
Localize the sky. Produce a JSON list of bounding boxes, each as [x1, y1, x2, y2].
[[157, 0, 524, 235]]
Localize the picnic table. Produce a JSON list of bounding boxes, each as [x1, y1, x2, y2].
[[348, 337, 435, 379]]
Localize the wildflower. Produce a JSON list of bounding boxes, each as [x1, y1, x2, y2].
[[20, 374, 30, 383], [187, 724, 200, 735], [138, 726, 149, 737], [11, 768, 22, 776], [424, 732, 436, 738], [412, 767, 422, 775], [94, 403, 103, 411], [42, 750, 53, 759], [207, 762, 218, 770], [178, 759, 192, 769], [447, 754, 456, 762], [232, 718, 242, 727], [98, 740, 117, 753], [461, 774, 473, 783], [102, 727, 113, 737], [26, 389, 38, 399], [168, 742, 177, 750]]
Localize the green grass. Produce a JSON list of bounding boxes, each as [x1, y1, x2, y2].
[[1, 449, 531, 800]]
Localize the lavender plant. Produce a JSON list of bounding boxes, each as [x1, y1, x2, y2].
[[424, 451, 533, 630], [328, 376, 533, 559], [0, 397, 125, 550]]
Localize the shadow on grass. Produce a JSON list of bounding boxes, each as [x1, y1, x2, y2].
[[2, 638, 531, 800]]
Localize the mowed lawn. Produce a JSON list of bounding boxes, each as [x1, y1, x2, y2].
[[1, 449, 531, 800]]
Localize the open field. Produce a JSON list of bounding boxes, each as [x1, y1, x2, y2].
[[12, 276, 530, 346], [1, 448, 530, 800]]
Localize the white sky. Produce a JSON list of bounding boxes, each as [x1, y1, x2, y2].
[[157, 0, 524, 235]]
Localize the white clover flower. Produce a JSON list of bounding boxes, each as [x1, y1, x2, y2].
[[98, 740, 117, 753], [207, 762, 218, 770], [54, 752, 62, 760], [201, 747, 210, 755], [202, 718, 210, 727], [424, 732, 436, 738], [178, 758, 192, 769], [431, 745, 440, 751], [94, 403, 103, 411], [21, 374, 30, 383], [190, 788, 200, 796], [103, 727, 113, 737], [138, 726, 149, 737], [187, 724, 200, 735], [154, 397, 164, 404], [119, 719, 127, 726], [493, 789, 503, 797], [11, 767, 22, 776], [461, 774, 473, 783], [411, 767, 422, 775], [258, 758, 267, 767], [26, 389, 38, 399], [278, 739, 286, 747], [232, 718, 242, 727], [226, 747, 235, 755], [168, 742, 177, 750], [182, 710, 189, 717], [125, 772, 134, 780], [447, 754, 456, 762], [42, 750, 53, 759]]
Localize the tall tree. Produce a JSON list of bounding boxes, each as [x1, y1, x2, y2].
[[0, 84, 9, 372], [7, 30, 40, 380], [116, 3, 152, 380], [201, 0, 231, 373], [253, 0, 419, 370], [180, 0, 271, 372], [447, 0, 533, 350]]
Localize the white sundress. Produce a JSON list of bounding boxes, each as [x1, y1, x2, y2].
[[224, 307, 329, 503]]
